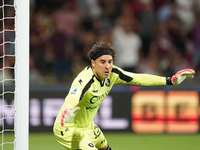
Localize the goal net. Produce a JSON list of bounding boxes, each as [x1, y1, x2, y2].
[[0, 0, 29, 150]]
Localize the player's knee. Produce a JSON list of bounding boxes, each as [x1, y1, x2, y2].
[[106, 144, 112, 150]]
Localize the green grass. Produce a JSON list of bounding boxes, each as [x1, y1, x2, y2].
[[1, 133, 200, 150], [106, 133, 200, 150]]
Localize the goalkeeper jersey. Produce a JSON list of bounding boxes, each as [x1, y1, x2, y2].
[[54, 65, 166, 129]]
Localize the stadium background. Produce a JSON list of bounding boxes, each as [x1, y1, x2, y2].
[[5, 0, 200, 149], [28, 0, 200, 87]]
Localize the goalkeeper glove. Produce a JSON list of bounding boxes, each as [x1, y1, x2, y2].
[[61, 107, 80, 126], [166, 69, 195, 85]]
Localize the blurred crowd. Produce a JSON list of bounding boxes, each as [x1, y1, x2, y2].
[[28, 0, 200, 86]]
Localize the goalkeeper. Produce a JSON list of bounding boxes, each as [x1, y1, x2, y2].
[[53, 42, 195, 150]]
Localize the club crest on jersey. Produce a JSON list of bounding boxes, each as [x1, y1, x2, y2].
[[88, 143, 94, 147], [71, 88, 78, 94], [105, 78, 110, 87]]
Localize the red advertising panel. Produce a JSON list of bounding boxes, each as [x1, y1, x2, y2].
[[132, 91, 165, 133], [166, 91, 199, 133]]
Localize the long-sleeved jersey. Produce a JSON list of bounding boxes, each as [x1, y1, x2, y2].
[[54, 65, 167, 129]]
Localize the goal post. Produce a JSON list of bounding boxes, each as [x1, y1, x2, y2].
[[15, 0, 29, 149]]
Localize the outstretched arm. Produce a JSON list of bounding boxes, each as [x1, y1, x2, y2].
[[130, 69, 195, 86]]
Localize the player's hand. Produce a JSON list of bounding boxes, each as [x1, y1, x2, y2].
[[61, 107, 80, 126], [171, 69, 195, 85]]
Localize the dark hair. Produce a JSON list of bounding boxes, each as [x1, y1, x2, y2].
[[87, 42, 116, 61]]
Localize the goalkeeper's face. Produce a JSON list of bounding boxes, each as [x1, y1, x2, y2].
[[92, 55, 113, 81]]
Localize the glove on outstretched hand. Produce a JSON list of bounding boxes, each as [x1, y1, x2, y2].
[[61, 107, 80, 126], [171, 69, 195, 85]]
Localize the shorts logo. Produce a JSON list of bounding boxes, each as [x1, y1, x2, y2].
[[71, 88, 78, 94], [88, 143, 94, 147], [105, 78, 110, 87]]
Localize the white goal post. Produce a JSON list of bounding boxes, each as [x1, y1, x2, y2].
[[15, 0, 29, 150]]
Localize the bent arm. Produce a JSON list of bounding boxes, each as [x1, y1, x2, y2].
[[62, 96, 79, 109]]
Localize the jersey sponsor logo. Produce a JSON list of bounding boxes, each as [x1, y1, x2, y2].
[[86, 91, 109, 109], [89, 91, 109, 104], [90, 96, 98, 104], [71, 88, 78, 94], [105, 78, 110, 87], [86, 103, 101, 110]]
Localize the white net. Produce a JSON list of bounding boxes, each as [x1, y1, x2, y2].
[[0, 0, 15, 150]]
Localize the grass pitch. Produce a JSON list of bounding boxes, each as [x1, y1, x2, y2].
[[1, 132, 200, 150], [29, 133, 200, 150]]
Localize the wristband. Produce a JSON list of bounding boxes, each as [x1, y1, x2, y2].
[[166, 77, 173, 85]]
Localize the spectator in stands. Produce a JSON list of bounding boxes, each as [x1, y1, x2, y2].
[[175, 0, 195, 35], [30, 8, 52, 76], [157, 0, 176, 24], [77, 0, 101, 19], [112, 16, 142, 72], [149, 23, 176, 76], [51, 1, 80, 40], [29, 55, 45, 86], [48, 22, 73, 82], [192, 13, 200, 76], [138, 0, 157, 58], [166, 9, 185, 55]]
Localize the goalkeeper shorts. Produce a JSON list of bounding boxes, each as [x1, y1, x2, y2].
[[54, 122, 107, 150]]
